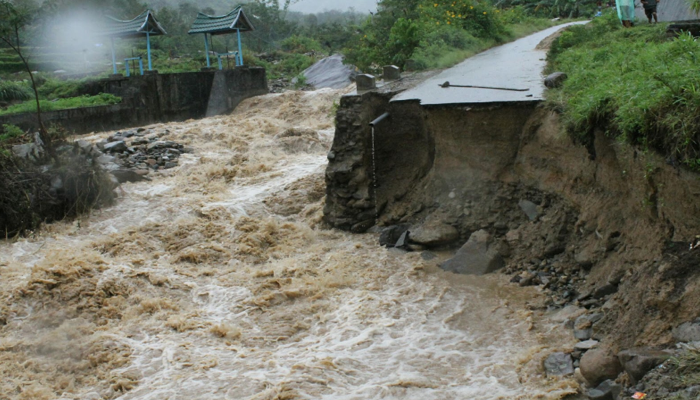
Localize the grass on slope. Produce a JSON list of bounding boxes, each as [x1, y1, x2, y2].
[[0, 93, 121, 116], [547, 13, 700, 169]]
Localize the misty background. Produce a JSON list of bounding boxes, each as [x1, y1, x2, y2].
[[289, 0, 377, 13], [0, 0, 371, 77]]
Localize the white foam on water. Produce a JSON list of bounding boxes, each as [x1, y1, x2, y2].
[[0, 88, 577, 400], [204, 154, 326, 217]]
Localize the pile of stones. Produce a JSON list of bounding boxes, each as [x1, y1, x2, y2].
[[92, 128, 191, 181], [69, 127, 191, 184]]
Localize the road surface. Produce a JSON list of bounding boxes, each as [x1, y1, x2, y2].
[[392, 22, 588, 106]]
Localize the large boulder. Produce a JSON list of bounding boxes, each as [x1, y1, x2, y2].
[[673, 319, 700, 343], [587, 379, 622, 400], [579, 347, 623, 387], [544, 72, 568, 88], [409, 221, 459, 247], [617, 348, 672, 383], [379, 224, 410, 247], [544, 352, 574, 376], [104, 140, 127, 153], [439, 230, 504, 275], [110, 170, 151, 184], [574, 313, 603, 341], [12, 142, 43, 161]]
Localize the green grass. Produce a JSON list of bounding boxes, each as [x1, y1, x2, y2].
[[0, 80, 32, 102], [546, 12, 700, 169], [37, 78, 84, 100], [669, 350, 700, 387], [0, 124, 23, 142], [0, 93, 121, 116]]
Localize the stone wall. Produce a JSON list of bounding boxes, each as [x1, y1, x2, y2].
[[322, 91, 394, 233], [0, 67, 268, 134]]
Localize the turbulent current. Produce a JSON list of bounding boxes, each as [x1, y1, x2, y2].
[[0, 88, 578, 400]]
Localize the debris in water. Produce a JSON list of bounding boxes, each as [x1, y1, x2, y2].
[[632, 392, 647, 399]]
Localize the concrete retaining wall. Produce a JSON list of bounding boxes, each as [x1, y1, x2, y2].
[[0, 67, 268, 134]]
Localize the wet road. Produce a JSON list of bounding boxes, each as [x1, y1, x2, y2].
[[392, 22, 588, 106]]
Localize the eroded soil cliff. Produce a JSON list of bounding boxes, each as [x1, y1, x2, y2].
[[324, 94, 700, 391]]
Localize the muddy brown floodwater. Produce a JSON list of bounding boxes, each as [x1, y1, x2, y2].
[[0, 88, 578, 400]]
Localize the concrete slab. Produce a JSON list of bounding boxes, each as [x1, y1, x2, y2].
[[391, 22, 588, 106], [634, 0, 696, 22]]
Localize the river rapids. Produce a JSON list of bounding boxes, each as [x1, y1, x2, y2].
[[0, 88, 578, 400]]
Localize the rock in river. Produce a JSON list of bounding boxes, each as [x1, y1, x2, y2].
[[104, 140, 128, 153], [579, 347, 623, 387], [544, 352, 574, 376], [439, 230, 504, 275], [409, 221, 459, 247]]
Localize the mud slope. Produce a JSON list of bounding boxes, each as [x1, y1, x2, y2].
[[325, 93, 700, 352]]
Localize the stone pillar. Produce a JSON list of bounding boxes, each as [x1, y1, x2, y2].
[[383, 65, 401, 81], [356, 74, 376, 91]]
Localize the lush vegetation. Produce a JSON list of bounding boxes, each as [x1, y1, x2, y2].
[[334, 0, 599, 73], [342, 0, 593, 72], [0, 123, 22, 142], [547, 13, 700, 169], [0, 93, 120, 116], [0, 79, 31, 102]]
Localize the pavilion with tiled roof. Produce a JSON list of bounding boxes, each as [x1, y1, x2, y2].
[[102, 10, 167, 74], [188, 6, 255, 69]]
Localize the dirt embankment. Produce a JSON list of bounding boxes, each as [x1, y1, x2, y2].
[[324, 96, 700, 393]]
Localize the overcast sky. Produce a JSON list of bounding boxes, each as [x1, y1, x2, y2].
[[288, 0, 378, 13]]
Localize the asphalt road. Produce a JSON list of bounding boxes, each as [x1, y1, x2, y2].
[[391, 22, 588, 106]]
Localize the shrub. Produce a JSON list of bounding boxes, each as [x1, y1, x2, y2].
[[37, 78, 84, 100], [294, 73, 308, 89], [386, 18, 422, 66], [278, 53, 315, 76], [0, 124, 23, 142], [280, 35, 323, 54], [0, 80, 32, 102], [0, 148, 115, 237], [417, 0, 508, 39]]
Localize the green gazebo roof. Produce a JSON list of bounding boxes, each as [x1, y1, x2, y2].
[[102, 10, 167, 38], [188, 6, 255, 36]]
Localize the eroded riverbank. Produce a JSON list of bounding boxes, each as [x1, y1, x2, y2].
[[0, 88, 579, 400]]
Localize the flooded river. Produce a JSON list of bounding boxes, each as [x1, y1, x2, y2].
[[0, 88, 577, 400]]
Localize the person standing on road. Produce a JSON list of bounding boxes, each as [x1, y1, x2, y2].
[[641, 0, 659, 23]]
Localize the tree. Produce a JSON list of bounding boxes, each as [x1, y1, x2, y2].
[[0, 0, 55, 159]]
